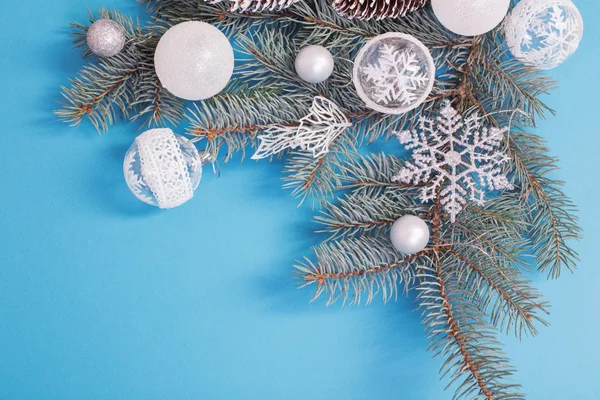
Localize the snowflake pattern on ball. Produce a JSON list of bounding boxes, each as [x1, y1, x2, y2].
[[361, 45, 430, 106], [505, 0, 583, 69], [392, 101, 514, 223]]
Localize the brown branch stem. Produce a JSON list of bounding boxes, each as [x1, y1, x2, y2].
[[306, 250, 430, 286], [72, 69, 137, 120], [433, 255, 496, 400]]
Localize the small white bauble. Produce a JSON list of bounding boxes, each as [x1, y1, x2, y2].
[[431, 0, 511, 36], [154, 21, 234, 101], [87, 19, 126, 57], [295, 45, 335, 84], [390, 215, 430, 255], [353, 32, 435, 115], [504, 0, 583, 70], [123, 128, 203, 209]]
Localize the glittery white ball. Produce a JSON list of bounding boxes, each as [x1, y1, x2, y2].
[[504, 0, 583, 70], [295, 45, 335, 84], [123, 128, 203, 209], [431, 0, 511, 36], [154, 21, 234, 101], [353, 32, 435, 115], [87, 19, 126, 57], [390, 215, 430, 255]]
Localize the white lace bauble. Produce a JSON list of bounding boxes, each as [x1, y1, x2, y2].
[[123, 128, 203, 209], [504, 0, 583, 70], [353, 33, 435, 115]]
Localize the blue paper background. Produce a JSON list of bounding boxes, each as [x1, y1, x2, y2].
[[0, 1, 598, 399]]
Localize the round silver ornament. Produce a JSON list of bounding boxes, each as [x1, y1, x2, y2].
[[87, 19, 126, 57], [504, 0, 583, 70], [390, 215, 430, 255], [154, 21, 234, 101], [431, 0, 510, 36], [353, 32, 435, 115], [294, 45, 335, 84], [123, 128, 203, 209]]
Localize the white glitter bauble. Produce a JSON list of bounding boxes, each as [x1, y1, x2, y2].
[[431, 0, 511, 36], [154, 21, 234, 101], [87, 19, 126, 57], [390, 215, 430, 255], [295, 45, 335, 84], [504, 0, 583, 70], [353, 32, 435, 115], [123, 128, 203, 209]]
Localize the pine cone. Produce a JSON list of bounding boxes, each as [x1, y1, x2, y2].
[[210, 0, 301, 12], [333, 0, 427, 20]]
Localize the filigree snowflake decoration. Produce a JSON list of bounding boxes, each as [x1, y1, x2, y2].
[[504, 0, 583, 69], [353, 32, 435, 114], [252, 96, 352, 160], [392, 101, 513, 223]]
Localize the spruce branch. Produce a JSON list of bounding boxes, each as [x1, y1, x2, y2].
[[56, 55, 140, 132], [417, 257, 525, 400], [56, 8, 183, 132], [466, 32, 556, 123], [316, 190, 424, 240], [282, 138, 346, 205], [237, 30, 322, 96], [185, 89, 312, 158], [455, 195, 530, 265], [296, 236, 429, 305], [130, 33, 186, 127], [445, 247, 548, 338], [339, 153, 416, 197], [508, 129, 581, 278]]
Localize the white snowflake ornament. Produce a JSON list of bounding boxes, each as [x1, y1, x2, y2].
[[504, 0, 583, 70], [392, 101, 513, 223], [252, 96, 352, 160], [353, 32, 435, 115]]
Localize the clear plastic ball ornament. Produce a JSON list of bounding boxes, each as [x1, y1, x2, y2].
[[154, 21, 234, 101], [504, 0, 583, 70], [353, 32, 435, 115], [123, 128, 203, 209], [431, 0, 511, 36], [87, 19, 126, 57], [295, 45, 335, 84]]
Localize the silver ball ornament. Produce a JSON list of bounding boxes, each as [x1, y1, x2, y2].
[[431, 0, 511, 36], [295, 45, 335, 84], [390, 215, 430, 255], [86, 19, 126, 57], [504, 0, 583, 70], [123, 128, 203, 209], [154, 21, 234, 101]]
